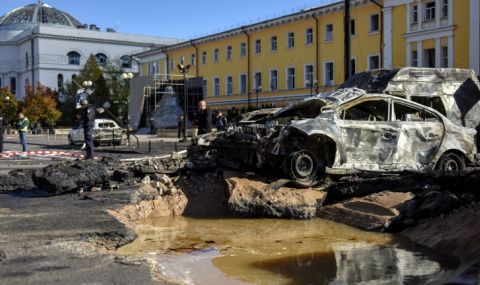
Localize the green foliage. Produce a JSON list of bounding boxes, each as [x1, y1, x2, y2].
[[23, 85, 62, 126], [58, 54, 129, 127], [0, 88, 19, 126]]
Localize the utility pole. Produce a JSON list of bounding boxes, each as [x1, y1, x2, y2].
[[344, 0, 351, 81]]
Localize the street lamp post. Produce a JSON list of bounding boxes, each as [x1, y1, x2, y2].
[[253, 86, 262, 109], [3, 96, 9, 133], [177, 62, 191, 141], [121, 72, 134, 145]]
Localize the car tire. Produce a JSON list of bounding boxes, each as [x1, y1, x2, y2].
[[284, 150, 323, 187], [68, 135, 75, 146], [437, 152, 466, 171]]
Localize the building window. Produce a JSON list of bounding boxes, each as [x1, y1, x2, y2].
[[191, 53, 196, 65], [412, 4, 418, 23], [412, 50, 418, 67], [304, 65, 314, 87], [240, 74, 247, 95], [424, 48, 436, 67], [271, 36, 277, 51], [425, 1, 436, 22], [350, 19, 356, 36], [203, 79, 208, 97], [287, 67, 295, 90], [254, 72, 262, 89], [305, 28, 313, 45], [442, 0, 448, 18], [370, 14, 379, 32], [325, 24, 333, 41], [214, 77, 220, 97], [442, 46, 448, 67], [270, 70, 278, 91], [57, 74, 63, 89], [120, 55, 132, 68], [10, 77, 16, 94], [350, 58, 356, 76], [368, 55, 380, 70], [25, 53, 29, 68], [288, 32, 295, 48], [95, 53, 107, 67], [240, 42, 246, 57], [180, 56, 184, 65], [324, 62, 334, 86], [170, 59, 174, 71], [226, 46, 232, 60], [226, 76, 233, 95], [255, 39, 261, 55], [214, 48, 219, 63], [0, 78, 2, 87], [67, 51, 81, 65], [202, 51, 207, 64]]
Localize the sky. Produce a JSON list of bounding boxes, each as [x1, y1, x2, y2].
[[1, 0, 338, 39]]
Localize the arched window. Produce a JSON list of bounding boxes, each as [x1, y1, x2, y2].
[[120, 55, 132, 68], [57, 74, 64, 89], [95, 53, 107, 67], [67, 51, 81, 65]]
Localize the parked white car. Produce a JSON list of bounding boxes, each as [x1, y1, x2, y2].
[[68, 119, 125, 146]]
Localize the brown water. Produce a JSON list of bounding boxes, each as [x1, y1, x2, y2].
[[118, 217, 457, 285]]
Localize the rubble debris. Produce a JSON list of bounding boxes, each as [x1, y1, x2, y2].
[[0, 169, 36, 192], [225, 172, 327, 219], [121, 157, 186, 176], [33, 160, 109, 194], [318, 191, 415, 231]]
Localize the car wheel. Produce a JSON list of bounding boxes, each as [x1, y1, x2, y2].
[[284, 150, 321, 187], [68, 135, 75, 146], [437, 152, 466, 171]]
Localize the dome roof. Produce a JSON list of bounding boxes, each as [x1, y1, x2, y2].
[[0, 2, 82, 29]]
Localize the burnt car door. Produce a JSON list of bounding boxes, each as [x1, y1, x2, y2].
[[336, 98, 400, 168], [390, 100, 444, 169]]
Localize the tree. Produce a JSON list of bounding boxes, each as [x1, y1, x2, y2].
[[0, 88, 19, 127], [23, 85, 62, 128], [58, 54, 128, 126]]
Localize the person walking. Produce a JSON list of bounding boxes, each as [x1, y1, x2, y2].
[[80, 99, 95, 159], [16, 112, 29, 153], [215, 112, 228, 131], [177, 115, 185, 140], [196, 100, 212, 135], [0, 114, 4, 153]]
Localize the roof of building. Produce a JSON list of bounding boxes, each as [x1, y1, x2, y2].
[[0, 1, 82, 30]]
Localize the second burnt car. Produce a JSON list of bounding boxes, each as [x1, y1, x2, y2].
[[195, 88, 479, 186]]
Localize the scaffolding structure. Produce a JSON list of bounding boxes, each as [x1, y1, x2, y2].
[[140, 73, 203, 129]]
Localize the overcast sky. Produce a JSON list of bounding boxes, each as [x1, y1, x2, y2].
[[1, 0, 338, 39]]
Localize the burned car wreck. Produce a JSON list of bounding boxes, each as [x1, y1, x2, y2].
[[194, 68, 480, 186]]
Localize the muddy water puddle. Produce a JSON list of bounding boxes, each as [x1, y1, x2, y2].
[[118, 217, 457, 284]]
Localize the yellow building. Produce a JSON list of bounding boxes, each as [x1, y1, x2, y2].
[[135, 0, 479, 112]]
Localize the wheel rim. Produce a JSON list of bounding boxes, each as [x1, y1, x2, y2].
[[289, 151, 316, 180], [443, 158, 459, 171]]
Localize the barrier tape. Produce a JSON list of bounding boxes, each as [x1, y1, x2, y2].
[[0, 150, 87, 159]]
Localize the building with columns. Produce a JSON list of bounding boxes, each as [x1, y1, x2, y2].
[[0, 2, 181, 99]]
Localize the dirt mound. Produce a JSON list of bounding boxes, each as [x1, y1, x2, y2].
[[0, 169, 36, 192], [225, 172, 327, 219], [33, 160, 109, 194]]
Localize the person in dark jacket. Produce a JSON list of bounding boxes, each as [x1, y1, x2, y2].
[[196, 100, 212, 135], [177, 115, 185, 139], [80, 99, 95, 159], [215, 112, 228, 131], [0, 114, 4, 153]]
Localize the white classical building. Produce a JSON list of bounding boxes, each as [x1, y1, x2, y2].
[[0, 2, 181, 98]]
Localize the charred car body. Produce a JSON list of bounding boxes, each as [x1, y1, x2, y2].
[[195, 68, 480, 185]]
